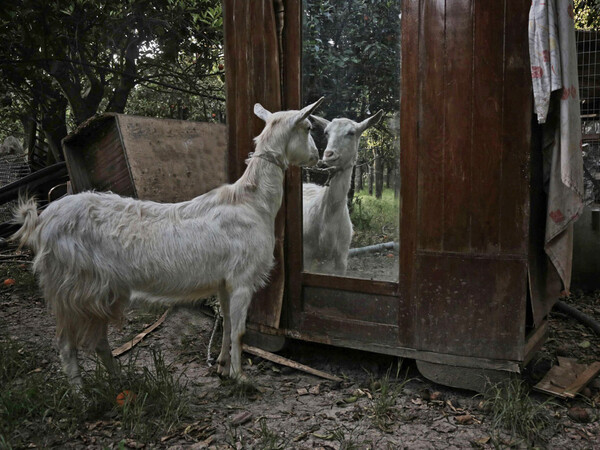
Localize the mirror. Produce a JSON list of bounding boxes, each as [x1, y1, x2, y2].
[[301, 0, 401, 282]]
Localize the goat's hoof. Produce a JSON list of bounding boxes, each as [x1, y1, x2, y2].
[[216, 362, 230, 377]]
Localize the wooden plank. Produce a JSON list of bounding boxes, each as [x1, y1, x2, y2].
[[442, 0, 473, 252], [302, 272, 398, 297], [564, 362, 600, 398], [471, 0, 505, 253], [112, 310, 169, 357], [223, 0, 238, 183], [254, 321, 520, 372], [225, 0, 284, 329], [117, 116, 227, 202], [523, 321, 548, 364], [282, 0, 303, 330], [399, 0, 421, 348], [242, 344, 343, 382], [418, 0, 446, 251], [303, 286, 400, 326], [298, 312, 400, 347], [500, 0, 531, 253], [415, 253, 526, 360]]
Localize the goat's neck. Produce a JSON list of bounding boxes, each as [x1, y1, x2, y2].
[[236, 146, 286, 220], [322, 165, 353, 211]]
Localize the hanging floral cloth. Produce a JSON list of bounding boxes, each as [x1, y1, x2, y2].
[[529, 0, 584, 293]]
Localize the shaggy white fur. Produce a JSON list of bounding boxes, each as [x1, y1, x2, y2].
[[303, 110, 383, 275], [13, 98, 323, 385]]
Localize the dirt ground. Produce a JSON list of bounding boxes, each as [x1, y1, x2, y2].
[[346, 251, 398, 282], [1, 247, 600, 449]]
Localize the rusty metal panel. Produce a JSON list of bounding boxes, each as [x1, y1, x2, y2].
[[415, 253, 527, 361], [115, 115, 227, 202]]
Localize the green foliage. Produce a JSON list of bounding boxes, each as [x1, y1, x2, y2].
[[350, 187, 399, 247], [302, 0, 400, 190], [0, 0, 224, 163], [575, 0, 600, 29], [303, 0, 401, 120]]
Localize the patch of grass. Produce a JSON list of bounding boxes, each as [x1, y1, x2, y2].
[[253, 417, 288, 449], [367, 368, 409, 432], [350, 188, 399, 247], [481, 378, 553, 445], [82, 347, 190, 440], [0, 339, 189, 447], [313, 424, 369, 450], [0, 339, 82, 448], [0, 339, 38, 385]]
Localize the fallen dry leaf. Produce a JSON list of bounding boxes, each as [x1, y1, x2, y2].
[[455, 414, 474, 425], [230, 411, 252, 426], [297, 388, 309, 396], [309, 385, 320, 395], [430, 391, 443, 401], [568, 407, 590, 423]]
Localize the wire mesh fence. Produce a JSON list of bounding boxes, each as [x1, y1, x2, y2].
[[0, 153, 30, 222], [578, 29, 600, 205]]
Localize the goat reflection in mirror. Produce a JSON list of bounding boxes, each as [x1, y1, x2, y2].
[[303, 110, 384, 275]]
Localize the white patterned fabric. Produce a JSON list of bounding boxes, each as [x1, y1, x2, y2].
[[529, 0, 584, 292]]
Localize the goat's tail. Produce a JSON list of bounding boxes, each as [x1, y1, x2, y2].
[[10, 197, 40, 249]]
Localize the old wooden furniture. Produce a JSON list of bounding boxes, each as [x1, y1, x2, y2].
[[63, 114, 227, 202], [224, 0, 551, 390]]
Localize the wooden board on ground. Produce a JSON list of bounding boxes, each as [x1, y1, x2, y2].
[[534, 357, 600, 398]]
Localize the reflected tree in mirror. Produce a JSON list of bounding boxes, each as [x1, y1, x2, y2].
[[302, 0, 401, 281]]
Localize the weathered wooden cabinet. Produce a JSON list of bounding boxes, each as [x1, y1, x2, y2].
[[225, 0, 550, 390], [63, 114, 227, 202]]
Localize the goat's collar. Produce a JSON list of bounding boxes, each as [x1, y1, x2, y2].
[[246, 151, 288, 171], [312, 162, 347, 186]]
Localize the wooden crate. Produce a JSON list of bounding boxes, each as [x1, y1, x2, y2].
[[62, 114, 227, 202]]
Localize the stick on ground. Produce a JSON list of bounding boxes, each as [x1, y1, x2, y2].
[[243, 344, 343, 382]]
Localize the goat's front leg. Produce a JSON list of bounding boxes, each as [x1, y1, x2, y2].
[[229, 287, 253, 381], [333, 255, 348, 276], [217, 282, 231, 376]]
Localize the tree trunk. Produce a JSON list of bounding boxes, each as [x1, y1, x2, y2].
[[20, 114, 38, 165], [386, 162, 392, 188], [368, 163, 374, 195], [374, 153, 383, 199], [356, 163, 364, 191], [41, 94, 68, 164], [394, 167, 400, 199]]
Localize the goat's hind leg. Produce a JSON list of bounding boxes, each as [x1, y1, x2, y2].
[[95, 323, 120, 378], [57, 334, 83, 388], [216, 282, 231, 377]]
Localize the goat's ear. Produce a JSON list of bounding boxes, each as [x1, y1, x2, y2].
[[254, 103, 272, 122], [310, 115, 330, 129], [357, 109, 384, 134], [294, 96, 325, 125]]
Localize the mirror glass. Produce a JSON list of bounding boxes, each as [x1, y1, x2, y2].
[[301, 0, 401, 282]]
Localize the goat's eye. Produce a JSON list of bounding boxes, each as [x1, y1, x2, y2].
[[347, 131, 355, 136]]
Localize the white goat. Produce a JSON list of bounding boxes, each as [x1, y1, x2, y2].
[[303, 110, 383, 275], [12, 98, 323, 385]]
